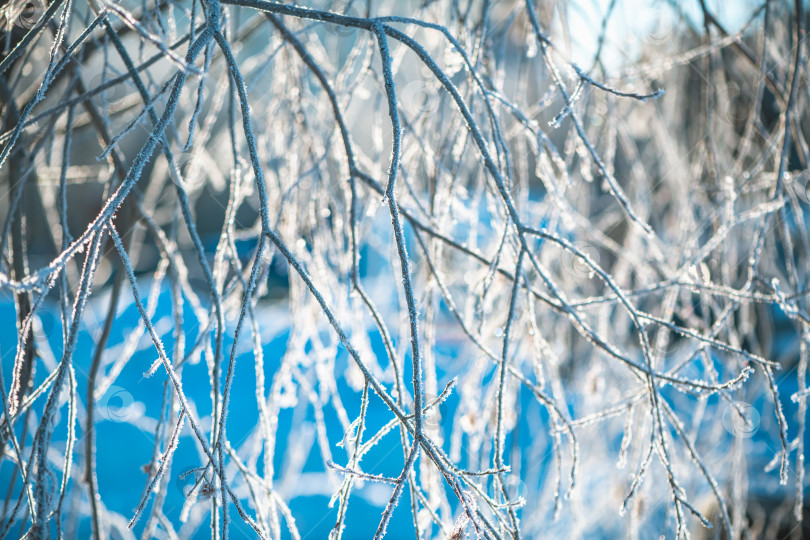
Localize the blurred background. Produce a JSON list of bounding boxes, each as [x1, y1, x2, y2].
[[1, 0, 809, 538]]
